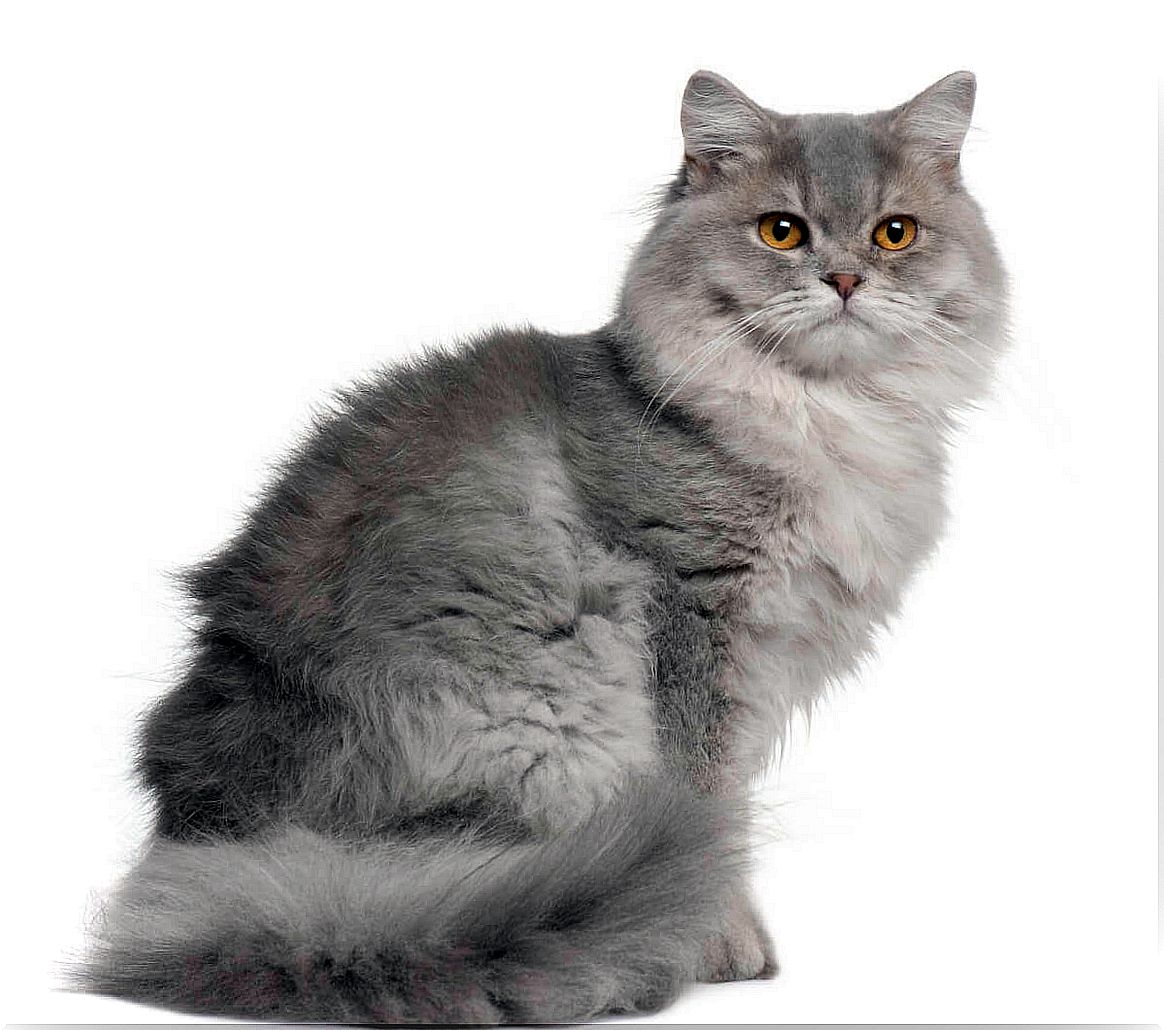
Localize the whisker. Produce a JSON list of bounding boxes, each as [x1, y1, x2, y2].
[[636, 308, 760, 433], [762, 322, 797, 359], [632, 307, 780, 482], [642, 318, 761, 434], [917, 319, 998, 378]]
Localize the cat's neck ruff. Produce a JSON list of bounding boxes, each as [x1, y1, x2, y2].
[[627, 316, 953, 598], [631, 317, 951, 471], [627, 317, 956, 778]]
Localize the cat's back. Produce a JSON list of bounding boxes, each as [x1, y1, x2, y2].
[[187, 326, 579, 658]]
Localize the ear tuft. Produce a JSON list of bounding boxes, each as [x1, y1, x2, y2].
[[893, 71, 977, 167], [680, 70, 770, 181]]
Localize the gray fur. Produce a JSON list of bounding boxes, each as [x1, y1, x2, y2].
[[78, 71, 1007, 1022], [83, 780, 748, 1021]]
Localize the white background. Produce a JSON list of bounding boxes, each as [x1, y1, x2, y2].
[[2, 1, 1159, 1024]]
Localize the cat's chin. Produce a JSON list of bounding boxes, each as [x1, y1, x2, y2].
[[769, 317, 893, 379]]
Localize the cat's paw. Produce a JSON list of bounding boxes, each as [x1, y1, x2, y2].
[[698, 895, 779, 983]]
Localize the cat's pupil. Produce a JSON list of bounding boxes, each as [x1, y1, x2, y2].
[[773, 220, 791, 241], [886, 221, 904, 244]]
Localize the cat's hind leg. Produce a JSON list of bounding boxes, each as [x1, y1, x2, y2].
[[385, 598, 664, 836]]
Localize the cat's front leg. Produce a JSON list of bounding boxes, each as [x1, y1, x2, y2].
[[698, 887, 779, 983]]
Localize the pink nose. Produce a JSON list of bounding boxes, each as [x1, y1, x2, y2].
[[823, 272, 863, 301]]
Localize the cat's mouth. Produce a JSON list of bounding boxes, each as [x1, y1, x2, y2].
[[813, 301, 870, 329], [744, 296, 891, 373]]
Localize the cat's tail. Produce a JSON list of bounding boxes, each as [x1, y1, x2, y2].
[[76, 777, 746, 1023]]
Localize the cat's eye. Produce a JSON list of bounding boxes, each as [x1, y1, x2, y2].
[[758, 213, 806, 250], [873, 216, 918, 251]]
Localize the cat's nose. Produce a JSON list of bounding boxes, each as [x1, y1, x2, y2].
[[822, 272, 863, 301]]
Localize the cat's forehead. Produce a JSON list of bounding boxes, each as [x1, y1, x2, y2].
[[761, 112, 897, 228]]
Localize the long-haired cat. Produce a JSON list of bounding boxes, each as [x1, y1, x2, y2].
[[79, 70, 1006, 1022]]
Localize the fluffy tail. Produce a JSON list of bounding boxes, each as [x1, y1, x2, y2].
[[78, 779, 745, 1023]]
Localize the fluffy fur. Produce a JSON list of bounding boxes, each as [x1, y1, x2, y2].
[[79, 71, 1006, 1022], [83, 780, 747, 1021]]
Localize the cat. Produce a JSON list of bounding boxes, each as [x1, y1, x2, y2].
[[78, 70, 1006, 1023]]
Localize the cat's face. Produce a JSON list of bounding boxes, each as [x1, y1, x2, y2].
[[622, 72, 1006, 396]]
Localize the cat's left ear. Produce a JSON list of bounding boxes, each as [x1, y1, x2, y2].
[[892, 71, 976, 173], [680, 70, 771, 187]]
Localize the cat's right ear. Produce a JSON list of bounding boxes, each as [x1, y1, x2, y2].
[[891, 71, 976, 174], [680, 71, 770, 188]]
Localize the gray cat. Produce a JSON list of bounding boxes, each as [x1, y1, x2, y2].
[[79, 70, 1006, 1023]]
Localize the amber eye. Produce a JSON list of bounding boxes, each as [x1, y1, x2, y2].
[[758, 213, 806, 250], [873, 215, 918, 251]]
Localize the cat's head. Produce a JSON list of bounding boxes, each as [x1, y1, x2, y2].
[[621, 71, 1006, 401]]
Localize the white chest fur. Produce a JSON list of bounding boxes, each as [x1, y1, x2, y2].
[[687, 358, 950, 781]]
